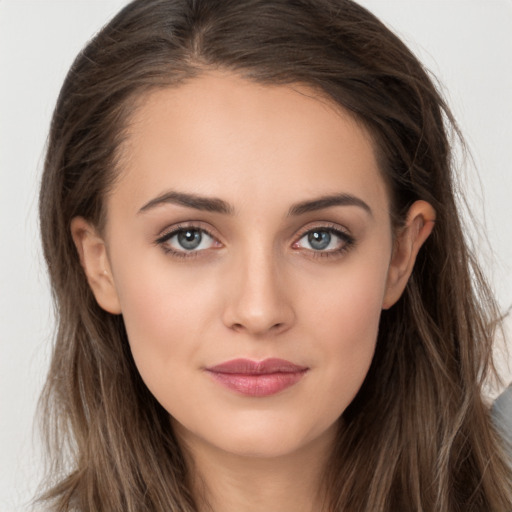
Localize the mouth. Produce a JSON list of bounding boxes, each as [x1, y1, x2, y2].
[[204, 358, 309, 397]]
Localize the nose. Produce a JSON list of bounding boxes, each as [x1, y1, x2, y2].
[[221, 247, 295, 336]]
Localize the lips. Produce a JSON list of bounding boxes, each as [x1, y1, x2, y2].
[[205, 358, 309, 397]]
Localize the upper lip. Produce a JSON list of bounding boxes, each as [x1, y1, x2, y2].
[[205, 358, 308, 375]]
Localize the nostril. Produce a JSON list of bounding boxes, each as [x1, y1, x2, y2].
[[228, 321, 285, 334]]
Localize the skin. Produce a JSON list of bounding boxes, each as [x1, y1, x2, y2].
[[72, 72, 435, 512]]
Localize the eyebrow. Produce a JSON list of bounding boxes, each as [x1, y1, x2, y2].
[[138, 191, 234, 215], [288, 193, 372, 217], [138, 190, 372, 217]]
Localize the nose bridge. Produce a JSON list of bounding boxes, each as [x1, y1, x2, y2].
[[222, 239, 294, 335]]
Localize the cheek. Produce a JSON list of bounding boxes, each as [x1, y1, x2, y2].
[[306, 251, 388, 344], [112, 260, 217, 391], [300, 256, 389, 412]]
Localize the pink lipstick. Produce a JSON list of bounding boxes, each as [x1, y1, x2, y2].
[[205, 358, 308, 397]]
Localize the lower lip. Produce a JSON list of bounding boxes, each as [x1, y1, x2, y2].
[[206, 370, 307, 397]]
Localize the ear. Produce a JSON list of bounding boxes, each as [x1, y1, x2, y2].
[[70, 217, 122, 314], [382, 200, 436, 310]]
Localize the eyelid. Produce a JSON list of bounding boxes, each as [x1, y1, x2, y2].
[[293, 222, 352, 242], [153, 220, 355, 259], [291, 222, 355, 256], [154, 221, 223, 256], [155, 221, 220, 242]]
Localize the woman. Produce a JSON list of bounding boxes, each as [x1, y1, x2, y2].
[[37, 0, 512, 510]]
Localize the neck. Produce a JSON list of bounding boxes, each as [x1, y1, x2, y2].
[[176, 424, 336, 512]]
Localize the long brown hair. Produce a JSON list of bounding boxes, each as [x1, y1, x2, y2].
[[37, 0, 512, 510]]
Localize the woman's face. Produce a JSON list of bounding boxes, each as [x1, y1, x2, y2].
[[76, 72, 425, 459]]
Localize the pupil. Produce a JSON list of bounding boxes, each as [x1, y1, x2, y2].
[[308, 231, 331, 250], [178, 230, 202, 250]]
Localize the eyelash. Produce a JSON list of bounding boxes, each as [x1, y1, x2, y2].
[[293, 224, 355, 259], [154, 223, 355, 260], [154, 223, 218, 259]]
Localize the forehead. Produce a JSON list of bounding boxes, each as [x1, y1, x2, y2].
[[111, 72, 389, 217]]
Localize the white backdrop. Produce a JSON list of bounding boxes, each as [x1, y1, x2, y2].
[[1, 1, 511, 510]]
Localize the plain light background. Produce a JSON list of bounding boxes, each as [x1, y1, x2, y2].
[[1, 1, 511, 510]]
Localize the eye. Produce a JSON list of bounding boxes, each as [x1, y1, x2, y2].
[[156, 226, 220, 255], [293, 227, 354, 254]]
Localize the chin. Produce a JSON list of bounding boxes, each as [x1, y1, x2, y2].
[[218, 431, 304, 459], [179, 413, 338, 460]]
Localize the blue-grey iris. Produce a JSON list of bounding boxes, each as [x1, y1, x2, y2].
[[178, 230, 202, 250], [308, 231, 331, 250]]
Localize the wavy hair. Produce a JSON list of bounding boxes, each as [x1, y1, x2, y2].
[[38, 0, 511, 510]]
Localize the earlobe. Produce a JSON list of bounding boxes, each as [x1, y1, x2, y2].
[[70, 217, 122, 314], [382, 200, 436, 310]]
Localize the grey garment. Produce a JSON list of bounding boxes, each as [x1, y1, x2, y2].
[[492, 384, 512, 451]]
